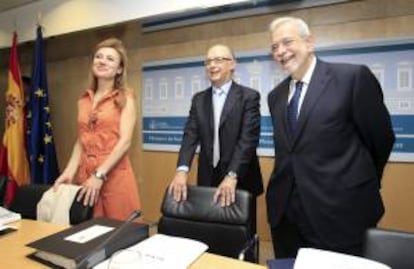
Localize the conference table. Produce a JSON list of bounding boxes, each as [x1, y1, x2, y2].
[[0, 219, 266, 269]]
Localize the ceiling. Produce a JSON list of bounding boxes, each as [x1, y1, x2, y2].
[[0, 0, 38, 13]]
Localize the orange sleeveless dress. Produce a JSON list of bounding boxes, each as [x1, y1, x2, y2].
[[76, 89, 141, 221]]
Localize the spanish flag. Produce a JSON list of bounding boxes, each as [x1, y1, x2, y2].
[[0, 32, 30, 206]]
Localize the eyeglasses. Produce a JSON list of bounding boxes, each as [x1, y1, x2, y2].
[[204, 57, 233, 66], [270, 38, 295, 53]]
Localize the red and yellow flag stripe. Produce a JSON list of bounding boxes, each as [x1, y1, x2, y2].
[[1, 32, 30, 205]]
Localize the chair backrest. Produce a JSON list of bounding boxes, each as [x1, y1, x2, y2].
[[158, 185, 256, 261], [0, 176, 8, 206], [363, 228, 414, 269], [8, 184, 93, 225], [9, 184, 50, 219], [69, 190, 94, 225]]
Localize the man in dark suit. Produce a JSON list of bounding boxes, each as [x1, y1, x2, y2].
[[169, 44, 263, 224], [266, 17, 395, 258]]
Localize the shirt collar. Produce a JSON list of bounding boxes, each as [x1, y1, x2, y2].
[[213, 80, 232, 95], [302, 56, 316, 85], [291, 56, 316, 86]]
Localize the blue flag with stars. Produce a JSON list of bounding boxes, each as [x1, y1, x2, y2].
[[27, 26, 59, 184]]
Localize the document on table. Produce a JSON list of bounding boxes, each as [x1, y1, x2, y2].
[[94, 234, 208, 269], [293, 248, 391, 269], [64, 225, 114, 243], [0, 206, 21, 225]]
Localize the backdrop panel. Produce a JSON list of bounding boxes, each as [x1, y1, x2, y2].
[[142, 40, 414, 162]]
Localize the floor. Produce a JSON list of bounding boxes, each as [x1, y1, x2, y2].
[[259, 240, 274, 265]]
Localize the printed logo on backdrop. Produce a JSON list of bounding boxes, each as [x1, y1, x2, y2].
[[142, 39, 414, 162]]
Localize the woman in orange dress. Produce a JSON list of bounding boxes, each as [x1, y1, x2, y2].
[[53, 38, 141, 220]]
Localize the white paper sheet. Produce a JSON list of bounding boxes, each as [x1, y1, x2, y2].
[[0, 206, 21, 225], [94, 234, 208, 269], [64, 225, 114, 244], [293, 248, 391, 269]]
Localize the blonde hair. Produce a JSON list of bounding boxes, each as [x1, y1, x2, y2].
[[269, 16, 311, 38], [89, 37, 128, 107]]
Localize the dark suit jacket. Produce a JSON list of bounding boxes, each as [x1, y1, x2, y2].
[[266, 60, 395, 248], [177, 81, 263, 196]]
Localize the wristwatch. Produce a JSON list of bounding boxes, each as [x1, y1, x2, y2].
[[93, 170, 107, 181], [227, 171, 238, 179]]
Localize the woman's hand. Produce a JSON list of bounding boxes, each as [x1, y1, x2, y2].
[[53, 173, 73, 191], [76, 176, 104, 206]]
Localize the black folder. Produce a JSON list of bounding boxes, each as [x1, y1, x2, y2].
[[27, 217, 148, 269]]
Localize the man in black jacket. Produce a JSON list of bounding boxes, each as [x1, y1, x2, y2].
[[169, 44, 263, 228], [266, 16, 395, 258]]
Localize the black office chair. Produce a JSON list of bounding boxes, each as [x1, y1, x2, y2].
[[363, 228, 414, 269], [8, 184, 93, 225], [0, 176, 8, 206], [158, 185, 259, 263], [8, 184, 50, 219]]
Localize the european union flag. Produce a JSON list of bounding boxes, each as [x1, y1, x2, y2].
[[27, 26, 59, 184]]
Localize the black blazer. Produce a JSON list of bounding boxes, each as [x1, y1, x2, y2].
[[177, 81, 263, 196], [266, 60, 395, 248]]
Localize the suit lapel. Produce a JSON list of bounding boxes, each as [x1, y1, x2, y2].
[[219, 81, 240, 127], [205, 88, 214, 135], [292, 60, 331, 145], [277, 79, 293, 148]]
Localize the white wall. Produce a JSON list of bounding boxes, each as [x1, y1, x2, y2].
[[0, 0, 249, 48]]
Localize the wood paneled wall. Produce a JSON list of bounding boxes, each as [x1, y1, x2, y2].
[[0, 0, 413, 240]]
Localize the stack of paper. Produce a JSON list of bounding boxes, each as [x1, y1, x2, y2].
[[0, 206, 21, 225], [95, 234, 208, 269], [293, 248, 391, 269]]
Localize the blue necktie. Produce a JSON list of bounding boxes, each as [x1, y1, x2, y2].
[[213, 88, 225, 167], [287, 81, 303, 134]]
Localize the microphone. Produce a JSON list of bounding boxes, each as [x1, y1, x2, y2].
[[76, 210, 142, 269]]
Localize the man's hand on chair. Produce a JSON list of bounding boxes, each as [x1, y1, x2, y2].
[[214, 176, 237, 207], [169, 171, 188, 202]]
